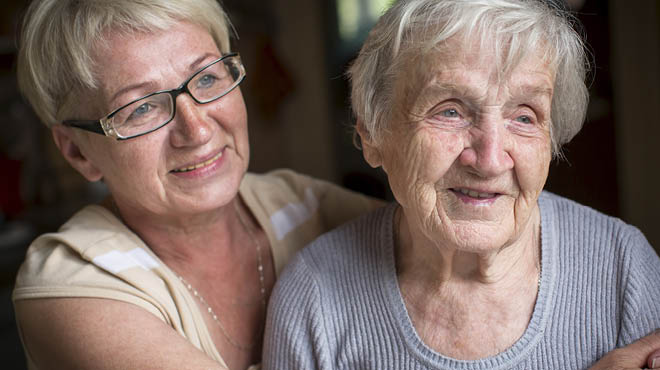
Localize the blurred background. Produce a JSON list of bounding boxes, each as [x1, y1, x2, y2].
[[0, 0, 658, 368]]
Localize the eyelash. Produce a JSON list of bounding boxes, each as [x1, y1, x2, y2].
[[426, 103, 471, 128], [426, 103, 544, 133], [510, 106, 541, 125]]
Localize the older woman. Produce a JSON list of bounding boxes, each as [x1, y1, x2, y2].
[[263, 0, 660, 369], [11, 1, 384, 369]]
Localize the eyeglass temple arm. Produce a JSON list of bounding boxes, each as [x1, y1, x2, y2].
[[62, 120, 106, 135]]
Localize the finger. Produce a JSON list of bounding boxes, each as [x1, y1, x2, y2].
[[646, 330, 660, 369], [608, 329, 660, 369]]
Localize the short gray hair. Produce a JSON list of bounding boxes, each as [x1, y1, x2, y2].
[[17, 0, 233, 127], [348, 0, 590, 156]]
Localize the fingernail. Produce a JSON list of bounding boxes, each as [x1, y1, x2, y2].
[[652, 357, 659, 369]]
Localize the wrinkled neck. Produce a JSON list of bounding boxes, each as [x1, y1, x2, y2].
[[394, 205, 541, 292]]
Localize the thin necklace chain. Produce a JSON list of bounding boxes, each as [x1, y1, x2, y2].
[[178, 199, 267, 352], [234, 199, 267, 307]]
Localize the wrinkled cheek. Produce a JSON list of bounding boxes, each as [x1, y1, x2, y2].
[[520, 161, 550, 200], [513, 155, 550, 230]]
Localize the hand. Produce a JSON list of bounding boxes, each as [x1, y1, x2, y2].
[[589, 330, 660, 369], [649, 346, 660, 369]]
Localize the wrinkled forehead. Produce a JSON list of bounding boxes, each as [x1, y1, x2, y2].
[[396, 34, 557, 96]]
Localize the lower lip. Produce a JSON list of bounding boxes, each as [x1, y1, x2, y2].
[[451, 189, 500, 205], [170, 149, 226, 179]]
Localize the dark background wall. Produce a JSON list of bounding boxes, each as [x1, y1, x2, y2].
[[0, 0, 658, 368]]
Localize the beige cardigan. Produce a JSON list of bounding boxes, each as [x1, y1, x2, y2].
[[13, 169, 383, 369]]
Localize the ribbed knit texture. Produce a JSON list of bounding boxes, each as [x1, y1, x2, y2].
[[262, 191, 660, 370]]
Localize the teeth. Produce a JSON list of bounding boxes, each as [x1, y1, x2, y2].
[[172, 152, 222, 173], [456, 188, 495, 199]]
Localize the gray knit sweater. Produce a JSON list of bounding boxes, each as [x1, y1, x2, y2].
[[263, 192, 660, 370]]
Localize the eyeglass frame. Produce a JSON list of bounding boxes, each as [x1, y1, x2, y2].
[[62, 52, 246, 141]]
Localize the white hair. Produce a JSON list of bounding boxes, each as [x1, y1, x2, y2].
[[348, 0, 590, 156]]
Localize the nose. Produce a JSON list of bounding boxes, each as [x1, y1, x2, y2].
[[458, 117, 514, 178], [169, 93, 214, 148]]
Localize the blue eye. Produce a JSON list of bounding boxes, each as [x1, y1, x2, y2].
[[440, 109, 460, 118], [128, 103, 152, 120], [515, 115, 533, 124], [198, 74, 218, 88]]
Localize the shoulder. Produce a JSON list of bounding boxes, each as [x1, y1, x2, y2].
[[18, 203, 146, 266], [268, 203, 396, 350], [540, 191, 647, 247], [540, 191, 657, 281], [241, 169, 347, 202], [13, 205, 159, 308], [241, 169, 382, 209], [241, 169, 313, 199], [241, 170, 385, 269], [16, 205, 127, 277]]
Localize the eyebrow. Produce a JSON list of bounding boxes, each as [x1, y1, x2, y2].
[[415, 80, 553, 109], [421, 81, 552, 97], [512, 85, 553, 98], [411, 83, 483, 112], [108, 52, 220, 104], [422, 83, 466, 96]]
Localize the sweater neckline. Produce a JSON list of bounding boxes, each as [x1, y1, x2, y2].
[[381, 192, 557, 369]]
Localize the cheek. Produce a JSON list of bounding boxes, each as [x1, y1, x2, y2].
[[514, 137, 551, 195], [385, 128, 464, 198], [413, 129, 464, 179], [104, 140, 164, 187], [211, 91, 248, 130]]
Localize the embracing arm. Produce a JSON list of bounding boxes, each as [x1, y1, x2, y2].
[[15, 298, 225, 370]]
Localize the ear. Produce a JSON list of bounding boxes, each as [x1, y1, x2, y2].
[[51, 125, 104, 182], [356, 120, 382, 168]]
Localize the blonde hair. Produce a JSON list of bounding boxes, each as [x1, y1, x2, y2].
[[348, 0, 590, 156], [17, 0, 233, 127]]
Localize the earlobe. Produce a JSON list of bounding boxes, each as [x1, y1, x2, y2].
[[51, 125, 104, 182], [356, 121, 382, 168]]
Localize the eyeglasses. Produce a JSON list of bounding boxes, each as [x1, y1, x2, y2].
[[63, 53, 246, 140]]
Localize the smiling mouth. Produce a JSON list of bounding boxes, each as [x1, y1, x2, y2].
[[451, 188, 498, 199], [171, 151, 223, 173]]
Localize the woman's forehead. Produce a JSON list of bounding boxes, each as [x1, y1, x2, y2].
[[392, 46, 555, 115], [399, 40, 556, 95], [91, 21, 220, 107]]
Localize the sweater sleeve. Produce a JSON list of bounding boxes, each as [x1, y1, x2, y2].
[[617, 227, 660, 346], [262, 252, 330, 370]]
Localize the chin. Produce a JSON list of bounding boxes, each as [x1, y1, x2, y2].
[[448, 223, 516, 253], [169, 187, 238, 214]]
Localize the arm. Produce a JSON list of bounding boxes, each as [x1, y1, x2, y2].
[[15, 298, 225, 370]]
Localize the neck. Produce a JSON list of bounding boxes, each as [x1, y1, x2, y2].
[[395, 205, 541, 293], [394, 206, 542, 359], [104, 195, 245, 268]]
